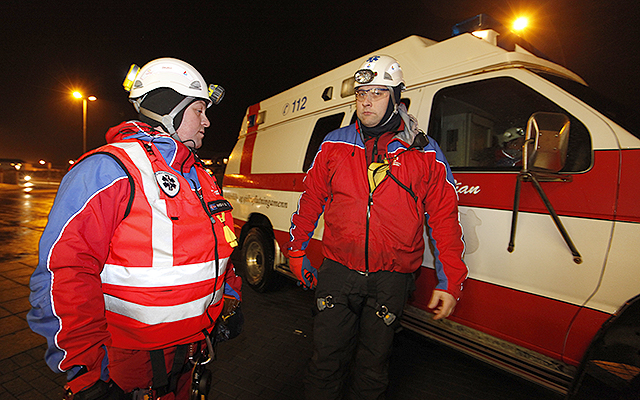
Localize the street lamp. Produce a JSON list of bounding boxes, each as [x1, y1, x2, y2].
[[513, 17, 529, 33], [72, 91, 97, 154]]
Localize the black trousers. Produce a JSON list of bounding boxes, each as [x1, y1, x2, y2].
[[305, 259, 414, 400]]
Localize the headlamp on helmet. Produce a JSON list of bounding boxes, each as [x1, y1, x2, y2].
[[354, 69, 376, 84], [353, 55, 405, 90], [122, 64, 140, 92], [209, 84, 225, 105], [498, 127, 525, 146]]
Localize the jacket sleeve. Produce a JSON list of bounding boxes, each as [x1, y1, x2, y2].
[[27, 154, 131, 393], [224, 261, 242, 301], [422, 141, 468, 301], [288, 140, 331, 252]]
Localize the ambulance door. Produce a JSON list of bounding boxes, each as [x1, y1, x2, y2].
[[412, 71, 618, 365]]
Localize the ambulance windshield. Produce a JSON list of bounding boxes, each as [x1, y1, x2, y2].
[[535, 72, 640, 140]]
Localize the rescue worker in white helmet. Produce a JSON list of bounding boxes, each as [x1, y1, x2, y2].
[[288, 54, 467, 399], [28, 57, 242, 399], [495, 126, 525, 167]]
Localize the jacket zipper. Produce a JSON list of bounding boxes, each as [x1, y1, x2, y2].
[[365, 163, 390, 276], [365, 191, 373, 276], [194, 185, 220, 279], [194, 184, 224, 329], [362, 131, 415, 276]]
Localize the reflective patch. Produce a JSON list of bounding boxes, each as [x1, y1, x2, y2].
[[155, 171, 180, 197]]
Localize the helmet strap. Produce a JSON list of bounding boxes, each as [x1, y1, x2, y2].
[[378, 86, 398, 127], [138, 96, 195, 134]]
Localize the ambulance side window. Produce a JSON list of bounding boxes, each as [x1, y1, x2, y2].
[[427, 77, 591, 172], [303, 113, 345, 172]]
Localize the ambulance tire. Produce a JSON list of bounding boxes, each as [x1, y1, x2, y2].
[[240, 227, 280, 292], [567, 294, 640, 399]]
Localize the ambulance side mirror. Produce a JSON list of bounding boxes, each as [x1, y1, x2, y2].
[[523, 112, 570, 173], [510, 112, 581, 263]]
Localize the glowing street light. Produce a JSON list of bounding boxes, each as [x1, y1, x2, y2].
[[72, 91, 97, 154], [513, 17, 529, 32]]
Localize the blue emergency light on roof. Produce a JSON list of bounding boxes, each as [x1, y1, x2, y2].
[[451, 14, 505, 37]]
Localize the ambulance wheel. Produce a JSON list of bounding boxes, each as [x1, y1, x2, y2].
[[241, 227, 278, 292]]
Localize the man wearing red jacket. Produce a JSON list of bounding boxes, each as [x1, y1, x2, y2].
[[28, 58, 242, 399], [288, 55, 468, 400]]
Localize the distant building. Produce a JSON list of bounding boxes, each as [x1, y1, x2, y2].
[[0, 158, 25, 171]]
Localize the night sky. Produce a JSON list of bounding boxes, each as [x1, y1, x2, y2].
[[2, 1, 639, 167]]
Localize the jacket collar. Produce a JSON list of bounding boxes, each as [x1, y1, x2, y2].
[[106, 121, 195, 173]]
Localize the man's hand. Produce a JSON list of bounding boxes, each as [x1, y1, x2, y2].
[[427, 290, 457, 320], [288, 250, 318, 290]]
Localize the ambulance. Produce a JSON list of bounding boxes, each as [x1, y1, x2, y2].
[[223, 15, 640, 396]]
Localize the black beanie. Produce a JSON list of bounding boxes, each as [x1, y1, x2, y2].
[[138, 88, 195, 132]]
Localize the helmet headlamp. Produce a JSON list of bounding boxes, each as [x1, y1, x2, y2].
[[354, 69, 376, 84], [123, 64, 141, 92], [208, 84, 225, 105]]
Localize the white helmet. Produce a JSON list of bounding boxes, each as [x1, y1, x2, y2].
[[354, 55, 405, 90], [498, 127, 525, 146], [122, 58, 224, 134], [124, 58, 224, 106]]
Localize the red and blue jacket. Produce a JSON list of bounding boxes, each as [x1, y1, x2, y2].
[[289, 121, 467, 300], [27, 121, 242, 392]]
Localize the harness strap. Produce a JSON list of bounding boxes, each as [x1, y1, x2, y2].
[[169, 344, 189, 393], [365, 278, 381, 314], [149, 344, 190, 396], [365, 278, 397, 326], [150, 349, 168, 395]]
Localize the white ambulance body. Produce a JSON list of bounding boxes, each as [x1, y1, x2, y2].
[[223, 17, 640, 395]]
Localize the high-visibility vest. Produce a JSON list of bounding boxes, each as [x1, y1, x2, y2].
[[96, 141, 235, 349]]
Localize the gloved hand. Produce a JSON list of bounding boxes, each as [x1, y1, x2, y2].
[[288, 249, 318, 290], [222, 295, 240, 318], [215, 304, 244, 342], [66, 379, 126, 400]]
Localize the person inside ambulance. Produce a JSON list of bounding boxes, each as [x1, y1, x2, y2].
[[495, 126, 525, 167], [288, 55, 467, 399], [28, 58, 242, 400]]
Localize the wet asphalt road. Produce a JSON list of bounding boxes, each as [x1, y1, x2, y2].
[[0, 186, 56, 263], [0, 185, 564, 399]]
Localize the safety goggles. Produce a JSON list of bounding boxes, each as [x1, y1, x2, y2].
[[355, 88, 390, 102]]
